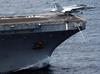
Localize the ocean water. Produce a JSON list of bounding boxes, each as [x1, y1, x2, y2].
[[0, 0, 100, 74]]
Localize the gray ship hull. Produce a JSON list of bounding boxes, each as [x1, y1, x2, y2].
[[0, 13, 87, 73], [0, 30, 78, 72]]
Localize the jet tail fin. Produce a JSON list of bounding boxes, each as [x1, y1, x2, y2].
[[54, 3, 63, 12]]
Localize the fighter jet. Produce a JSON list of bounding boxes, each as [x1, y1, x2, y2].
[[50, 3, 95, 14]]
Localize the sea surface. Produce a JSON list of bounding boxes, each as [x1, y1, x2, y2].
[[0, 0, 100, 74]]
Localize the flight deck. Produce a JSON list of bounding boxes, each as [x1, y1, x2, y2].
[[0, 14, 87, 25]]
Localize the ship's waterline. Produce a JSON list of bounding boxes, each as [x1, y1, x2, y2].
[[18, 56, 51, 71]]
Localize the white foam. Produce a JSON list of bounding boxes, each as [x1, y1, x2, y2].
[[15, 56, 51, 72]]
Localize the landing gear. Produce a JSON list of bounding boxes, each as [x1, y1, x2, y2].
[[80, 10, 83, 14], [81, 11, 83, 14], [64, 12, 70, 16]]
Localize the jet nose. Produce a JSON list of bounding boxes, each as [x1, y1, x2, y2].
[[91, 6, 95, 8], [88, 5, 95, 9]]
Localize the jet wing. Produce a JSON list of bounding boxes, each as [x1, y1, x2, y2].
[[62, 7, 84, 13], [62, 8, 72, 12]]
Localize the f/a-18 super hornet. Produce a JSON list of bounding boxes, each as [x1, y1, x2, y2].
[[50, 3, 95, 14]]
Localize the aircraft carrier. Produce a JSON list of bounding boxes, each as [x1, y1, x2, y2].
[[0, 13, 87, 73]]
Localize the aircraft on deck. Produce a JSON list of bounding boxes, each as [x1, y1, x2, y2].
[[50, 3, 95, 14]]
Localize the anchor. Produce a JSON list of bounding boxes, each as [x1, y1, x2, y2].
[[32, 41, 44, 50]]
